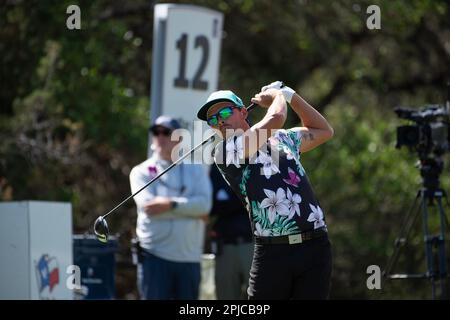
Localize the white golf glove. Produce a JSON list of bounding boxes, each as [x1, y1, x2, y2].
[[261, 81, 295, 104]]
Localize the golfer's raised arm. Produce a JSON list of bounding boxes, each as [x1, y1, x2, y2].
[[289, 92, 334, 153], [243, 89, 287, 158]]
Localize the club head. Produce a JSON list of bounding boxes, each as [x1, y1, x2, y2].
[[94, 216, 109, 243]]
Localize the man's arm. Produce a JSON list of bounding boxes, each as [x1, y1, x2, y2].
[[169, 164, 213, 218], [289, 92, 334, 153], [131, 165, 212, 220], [129, 166, 154, 208], [129, 166, 174, 219], [260, 81, 334, 153], [243, 89, 287, 158]]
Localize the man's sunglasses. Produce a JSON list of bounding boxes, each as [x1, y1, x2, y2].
[[151, 127, 172, 137], [207, 105, 240, 126]]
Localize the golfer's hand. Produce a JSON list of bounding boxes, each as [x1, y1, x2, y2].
[[261, 80, 284, 92], [144, 196, 172, 216], [251, 88, 282, 108], [261, 81, 295, 103]]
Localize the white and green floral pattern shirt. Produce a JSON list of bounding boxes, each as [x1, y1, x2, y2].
[[214, 128, 326, 237]]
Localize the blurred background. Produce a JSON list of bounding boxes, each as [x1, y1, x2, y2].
[[1, 0, 449, 299]]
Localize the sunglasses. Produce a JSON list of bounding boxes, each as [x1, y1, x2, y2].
[[151, 127, 172, 137], [207, 105, 240, 126]]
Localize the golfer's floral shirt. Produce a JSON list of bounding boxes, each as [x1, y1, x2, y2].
[[214, 128, 327, 237]]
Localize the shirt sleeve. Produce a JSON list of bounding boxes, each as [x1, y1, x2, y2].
[[285, 128, 303, 153], [129, 165, 154, 208]]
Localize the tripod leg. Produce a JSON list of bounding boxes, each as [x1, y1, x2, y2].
[[384, 191, 421, 278], [443, 191, 450, 230], [421, 190, 436, 300], [436, 195, 448, 299]]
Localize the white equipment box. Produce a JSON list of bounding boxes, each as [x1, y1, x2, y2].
[[0, 201, 73, 299]]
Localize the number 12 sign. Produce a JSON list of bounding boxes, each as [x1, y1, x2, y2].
[[151, 4, 224, 128]]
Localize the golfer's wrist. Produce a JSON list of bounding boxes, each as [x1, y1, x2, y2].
[[281, 86, 295, 104]]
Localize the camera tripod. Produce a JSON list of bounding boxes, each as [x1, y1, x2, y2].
[[384, 157, 450, 299]]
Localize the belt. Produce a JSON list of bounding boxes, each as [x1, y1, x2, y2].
[[254, 227, 328, 245]]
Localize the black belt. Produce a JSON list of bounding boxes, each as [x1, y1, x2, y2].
[[254, 227, 328, 245]]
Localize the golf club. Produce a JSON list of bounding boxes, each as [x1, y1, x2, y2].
[[94, 102, 259, 243]]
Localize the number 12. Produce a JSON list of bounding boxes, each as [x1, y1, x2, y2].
[[174, 33, 209, 90]]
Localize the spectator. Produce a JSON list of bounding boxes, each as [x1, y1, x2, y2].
[[129, 115, 212, 299]]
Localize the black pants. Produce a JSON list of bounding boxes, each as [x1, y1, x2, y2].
[[247, 235, 332, 300]]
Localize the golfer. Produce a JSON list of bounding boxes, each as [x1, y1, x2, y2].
[[196, 81, 334, 299]]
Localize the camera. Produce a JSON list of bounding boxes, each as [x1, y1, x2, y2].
[[395, 104, 450, 158], [388, 98, 450, 299]]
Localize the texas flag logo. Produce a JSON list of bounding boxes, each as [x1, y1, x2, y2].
[[35, 254, 60, 294]]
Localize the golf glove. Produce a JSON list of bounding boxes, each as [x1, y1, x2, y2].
[[261, 81, 295, 104]]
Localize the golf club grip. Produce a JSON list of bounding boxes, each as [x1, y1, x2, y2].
[[246, 102, 259, 112]]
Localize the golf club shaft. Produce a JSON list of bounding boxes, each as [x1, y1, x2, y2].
[[246, 102, 257, 112], [102, 102, 259, 219], [102, 133, 215, 219]]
